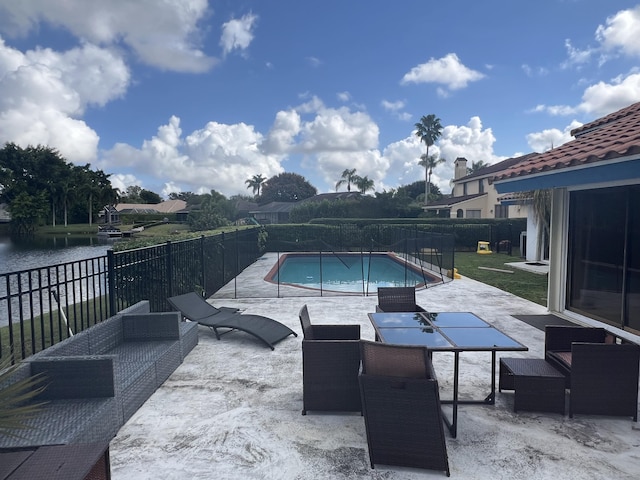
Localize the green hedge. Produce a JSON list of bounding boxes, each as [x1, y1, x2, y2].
[[266, 218, 526, 252]]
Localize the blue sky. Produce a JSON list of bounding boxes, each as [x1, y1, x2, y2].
[[1, 1, 640, 199]]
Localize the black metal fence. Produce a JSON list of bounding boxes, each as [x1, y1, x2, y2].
[[0, 229, 260, 363], [1, 226, 456, 362]]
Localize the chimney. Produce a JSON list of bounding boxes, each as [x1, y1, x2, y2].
[[454, 157, 468, 180]]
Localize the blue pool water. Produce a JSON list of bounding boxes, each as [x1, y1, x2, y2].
[[266, 253, 436, 293]]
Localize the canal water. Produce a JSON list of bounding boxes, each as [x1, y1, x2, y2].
[[0, 234, 118, 274]]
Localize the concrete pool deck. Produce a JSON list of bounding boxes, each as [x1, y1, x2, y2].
[[109, 255, 640, 479]]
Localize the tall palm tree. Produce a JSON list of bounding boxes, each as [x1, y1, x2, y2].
[[354, 175, 374, 194], [335, 168, 357, 192], [245, 174, 266, 197], [414, 114, 443, 205], [418, 154, 445, 204]]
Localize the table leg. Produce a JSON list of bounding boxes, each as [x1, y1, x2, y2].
[[441, 352, 460, 438], [485, 351, 496, 404]]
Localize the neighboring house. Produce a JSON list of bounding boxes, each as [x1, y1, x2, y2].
[[100, 205, 120, 225], [99, 199, 188, 223], [249, 202, 296, 224], [492, 101, 640, 336], [115, 199, 187, 215], [425, 156, 532, 220]]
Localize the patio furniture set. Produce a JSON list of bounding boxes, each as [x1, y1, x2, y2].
[[500, 324, 640, 420], [0, 300, 198, 478], [298, 286, 640, 476]]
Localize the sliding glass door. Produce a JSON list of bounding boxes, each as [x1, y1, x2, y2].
[[567, 185, 639, 332]]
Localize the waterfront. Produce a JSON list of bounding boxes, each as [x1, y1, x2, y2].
[[0, 234, 116, 274]]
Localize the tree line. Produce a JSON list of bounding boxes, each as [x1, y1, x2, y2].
[[0, 143, 118, 234]]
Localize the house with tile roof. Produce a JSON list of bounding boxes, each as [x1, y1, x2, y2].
[[424, 156, 532, 220], [492, 101, 640, 336]]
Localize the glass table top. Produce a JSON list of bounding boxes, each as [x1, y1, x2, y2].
[[370, 311, 527, 351]]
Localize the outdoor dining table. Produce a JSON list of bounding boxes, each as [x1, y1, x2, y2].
[[367, 311, 528, 438]]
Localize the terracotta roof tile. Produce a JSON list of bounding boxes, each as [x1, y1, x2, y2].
[[493, 101, 640, 182]]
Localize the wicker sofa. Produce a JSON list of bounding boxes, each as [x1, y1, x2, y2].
[[544, 325, 640, 421], [0, 301, 199, 448]]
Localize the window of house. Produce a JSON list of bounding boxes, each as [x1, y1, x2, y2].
[[567, 185, 640, 333], [466, 209, 481, 218], [463, 183, 467, 196], [479, 179, 484, 194], [456, 209, 463, 218], [494, 204, 508, 218]]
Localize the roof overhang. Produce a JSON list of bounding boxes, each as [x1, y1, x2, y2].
[[493, 155, 640, 193]]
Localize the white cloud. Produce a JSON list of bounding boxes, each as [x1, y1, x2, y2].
[[0, 0, 216, 72], [260, 110, 301, 155], [381, 100, 405, 112], [561, 39, 595, 69], [526, 120, 582, 153], [337, 91, 351, 102], [400, 53, 485, 93], [306, 56, 322, 68], [0, 39, 129, 163], [220, 12, 258, 57], [99, 116, 284, 198], [531, 72, 640, 118], [297, 106, 379, 153], [596, 5, 640, 57]]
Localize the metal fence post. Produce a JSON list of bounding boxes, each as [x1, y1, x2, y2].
[[200, 235, 206, 294], [166, 240, 173, 298], [107, 250, 116, 317]]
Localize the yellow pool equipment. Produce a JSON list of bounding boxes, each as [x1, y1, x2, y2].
[[477, 241, 492, 254]]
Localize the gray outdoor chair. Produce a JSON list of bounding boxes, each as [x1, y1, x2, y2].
[[168, 292, 297, 350]]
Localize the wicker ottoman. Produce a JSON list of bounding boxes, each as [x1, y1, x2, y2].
[[499, 358, 566, 414]]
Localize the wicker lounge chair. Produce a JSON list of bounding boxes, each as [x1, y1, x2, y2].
[[376, 286, 426, 312], [545, 325, 640, 420], [298, 304, 361, 415], [359, 340, 450, 475], [168, 293, 297, 350]]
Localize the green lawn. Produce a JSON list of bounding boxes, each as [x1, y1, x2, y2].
[[453, 251, 548, 306]]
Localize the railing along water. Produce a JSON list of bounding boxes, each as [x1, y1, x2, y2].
[[1, 226, 458, 362]]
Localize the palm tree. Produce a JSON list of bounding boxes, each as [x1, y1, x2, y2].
[[245, 174, 266, 197], [418, 154, 445, 204], [0, 357, 47, 436], [335, 168, 357, 192], [354, 175, 374, 194], [414, 114, 443, 205], [468, 160, 488, 174]]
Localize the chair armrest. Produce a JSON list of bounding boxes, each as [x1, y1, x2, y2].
[[302, 339, 361, 373], [309, 324, 360, 340], [122, 312, 181, 341]]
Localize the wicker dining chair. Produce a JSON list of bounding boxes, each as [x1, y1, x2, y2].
[[298, 304, 362, 415], [359, 340, 450, 476], [376, 286, 427, 312]]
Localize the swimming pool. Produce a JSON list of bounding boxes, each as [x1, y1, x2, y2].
[[265, 252, 438, 293]]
